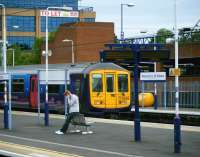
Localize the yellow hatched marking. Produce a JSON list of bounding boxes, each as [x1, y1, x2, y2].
[[0, 140, 83, 157]]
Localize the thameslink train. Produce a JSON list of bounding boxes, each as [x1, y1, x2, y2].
[[0, 62, 131, 114]]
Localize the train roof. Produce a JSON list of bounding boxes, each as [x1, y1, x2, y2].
[[83, 62, 128, 74], [0, 62, 128, 75]]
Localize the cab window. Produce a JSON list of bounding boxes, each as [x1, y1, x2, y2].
[[92, 74, 103, 92], [106, 74, 114, 92], [118, 74, 128, 92]]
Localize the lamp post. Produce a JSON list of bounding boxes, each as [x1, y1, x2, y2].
[[45, 6, 69, 126], [174, 0, 181, 153], [0, 4, 6, 72], [62, 39, 74, 64], [121, 3, 135, 40], [0, 3, 8, 129]]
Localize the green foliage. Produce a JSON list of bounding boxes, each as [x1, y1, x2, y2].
[[179, 29, 200, 43], [4, 49, 40, 66], [48, 29, 58, 42], [32, 37, 44, 53], [0, 40, 41, 66], [114, 35, 120, 43], [156, 28, 174, 43]]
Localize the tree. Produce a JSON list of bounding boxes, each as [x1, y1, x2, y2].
[[179, 28, 200, 43], [156, 28, 174, 43], [32, 37, 44, 53]]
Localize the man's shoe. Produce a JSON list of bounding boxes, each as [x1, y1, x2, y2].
[[55, 130, 64, 135]]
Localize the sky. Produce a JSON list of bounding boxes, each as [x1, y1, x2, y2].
[[80, 0, 200, 38]]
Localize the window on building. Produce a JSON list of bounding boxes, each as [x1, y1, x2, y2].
[[81, 18, 95, 22], [7, 16, 35, 32], [7, 36, 35, 49], [40, 17, 78, 32], [0, 0, 78, 9]]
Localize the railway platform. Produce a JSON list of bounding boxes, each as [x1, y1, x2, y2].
[[0, 110, 199, 157]]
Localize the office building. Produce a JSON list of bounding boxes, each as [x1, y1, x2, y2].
[[0, 0, 96, 48]]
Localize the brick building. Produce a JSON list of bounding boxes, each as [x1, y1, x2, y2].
[[41, 22, 114, 64]]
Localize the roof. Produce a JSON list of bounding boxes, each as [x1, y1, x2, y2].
[[83, 62, 128, 74], [0, 62, 127, 75]]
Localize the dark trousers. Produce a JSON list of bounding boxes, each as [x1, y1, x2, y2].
[[60, 112, 79, 133]]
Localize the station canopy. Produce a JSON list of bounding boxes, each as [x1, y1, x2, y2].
[[100, 43, 171, 70]]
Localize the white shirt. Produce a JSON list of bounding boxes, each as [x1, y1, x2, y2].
[[67, 94, 79, 113]]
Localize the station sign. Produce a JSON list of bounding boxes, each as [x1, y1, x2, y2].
[[38, 69, 66, 85], [0, 73, 11, 80], [40, 10, 79, 18], [140, 72, 166, 81], [169, 68, 181, 76]]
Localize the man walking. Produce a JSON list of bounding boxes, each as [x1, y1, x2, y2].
[[55, 90, 79, 135]]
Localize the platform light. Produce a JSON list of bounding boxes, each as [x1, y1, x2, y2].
[[45, 6, 70, 126], [120, 3, 135, 40], [42, 50, 52, 56]]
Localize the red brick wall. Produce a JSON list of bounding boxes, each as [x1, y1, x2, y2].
[[41, 22, 114, 64]]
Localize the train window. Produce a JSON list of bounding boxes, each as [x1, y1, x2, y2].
[[48, 85, 60, 93], [92, 74, 103, 92], [12, 79, 24, 92], [118, 74, 128, 92], [0, 83, 4, 92], [106, 74, 114, 92], [74, 79, 81, 96]]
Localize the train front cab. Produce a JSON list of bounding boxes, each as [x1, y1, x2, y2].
[[89, 69, 131, 112]]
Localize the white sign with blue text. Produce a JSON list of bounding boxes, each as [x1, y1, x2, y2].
[[140, 72, 166, 81]]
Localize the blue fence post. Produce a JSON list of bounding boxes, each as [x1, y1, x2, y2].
[[45, 83, 49, 126], [4, 102, 9, 129], [44, 101, 49, 126], [133, 45, 141, 142], [154, 92, 158, 110], [174, 115, 181, 153]]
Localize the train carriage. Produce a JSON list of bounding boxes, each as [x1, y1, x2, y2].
[[70, 63, 131, 113], [0, 62, 131, 114]]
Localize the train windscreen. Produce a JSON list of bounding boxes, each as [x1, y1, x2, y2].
[[118, 74, 128, 92], [92, 74, 103, 92], [106, 74, 114, 92]]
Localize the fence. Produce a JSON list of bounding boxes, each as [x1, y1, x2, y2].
[[131, 77, 200, 109]]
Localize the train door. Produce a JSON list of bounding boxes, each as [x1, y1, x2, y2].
[[105, 71, 117, 109], [90, 72, 105, 108], [30, 75, 38, 108], [116, 72, 130, 108], [70, 74, 82, 97]]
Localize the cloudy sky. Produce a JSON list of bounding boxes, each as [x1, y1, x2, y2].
[[80, 0, 200, 38]]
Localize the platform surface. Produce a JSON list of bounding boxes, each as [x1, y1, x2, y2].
[[0, 110, 200, 157]]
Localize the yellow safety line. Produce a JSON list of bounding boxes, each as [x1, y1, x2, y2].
[[0, 140, 83, 157]]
